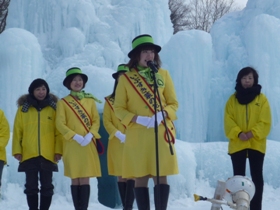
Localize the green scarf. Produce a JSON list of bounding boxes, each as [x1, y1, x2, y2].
[[137, 65, 164, 87], [70, 90, 102, 103]]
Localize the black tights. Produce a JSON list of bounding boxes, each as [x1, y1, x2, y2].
[[230, 149, 264, 210], [24, 170, 54, 196]]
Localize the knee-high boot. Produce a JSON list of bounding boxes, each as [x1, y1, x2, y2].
[[39, 195, 52, 210], [124, 180, 135, 210], [134, 187, 150, 210], [26, 194, 39, 210], [71, 185, 80, 210], [154, 184, 170, 210], [118, 182, 127, 209], [79, 185, 90, 210]]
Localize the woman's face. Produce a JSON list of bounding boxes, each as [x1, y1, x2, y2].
[[139, 49, 155, 67], [241, 72, 254, 89], [70, 75, 84, 92], [33, 85, 47, 101]]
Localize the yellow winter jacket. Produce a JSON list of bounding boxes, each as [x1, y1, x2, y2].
[[224, 93, 271, 154], [12, 95, 63, 163], [0, 109, 10, 164]]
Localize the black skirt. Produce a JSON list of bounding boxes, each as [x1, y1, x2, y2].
[[18, 156, 58, 172]]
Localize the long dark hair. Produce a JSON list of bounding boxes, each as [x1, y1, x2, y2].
[[109, 80, 118, 99], [236, 67, 259, 85], [127, 45, 162, 69]]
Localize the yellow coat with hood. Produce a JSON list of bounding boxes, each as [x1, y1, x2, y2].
[[56, 95, 101, 178], [224, 93, 271, 154], [0, 109, 10, 164], [12, 94, 63, 163], [114, 68, 179, 178], [103, 96, 126, 176]]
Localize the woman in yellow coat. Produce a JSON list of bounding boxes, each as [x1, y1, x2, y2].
[[12, 78, 62, 210], [224, 67, 271, 210], [56, 67, 101, 210], [114, 34, 179, 210], [0, 109, 10, 197], [103, 64, 135, 210]]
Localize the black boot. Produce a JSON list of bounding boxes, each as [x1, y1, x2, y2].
[[71, 185, 80, 210], [79, 185, 90, 210], [124, 180, 135, 210], [134, 187, 150, 210], [118, 182, 127, 209], [39, 195, 52, 210], [27, 194, 39, 210], [154, 184, 170, 210]]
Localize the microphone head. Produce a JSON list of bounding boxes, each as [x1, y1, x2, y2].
[[146, 60, 158, 73]]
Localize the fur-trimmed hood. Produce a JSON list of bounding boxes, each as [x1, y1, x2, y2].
[[17, 93, 59, 112]]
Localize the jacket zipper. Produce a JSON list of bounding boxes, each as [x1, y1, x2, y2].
[[38, 109, 41, 155], [246, 104, 248, 130]]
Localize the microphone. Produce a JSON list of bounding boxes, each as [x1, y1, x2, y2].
[[147, 60, 158, 73]]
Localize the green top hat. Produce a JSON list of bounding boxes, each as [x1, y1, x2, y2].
[[112, 64, 129, 79], [63, 67, 88, 87], [128, 34, 161, 58]]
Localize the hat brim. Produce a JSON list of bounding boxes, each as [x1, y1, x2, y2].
[[112, 70, 127, 79], [128, 43, 161, 58], [63, 73, 88, 87]]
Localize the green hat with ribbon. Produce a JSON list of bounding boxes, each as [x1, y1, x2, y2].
[[112, 64, 129, 79], [128, 34, 161, 58], [63, 67, 88, 88]]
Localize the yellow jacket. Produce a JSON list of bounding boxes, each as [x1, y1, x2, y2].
[[224, 93, 271, 154], [12, 95, 63, 163], [0, 109, 10, 164]]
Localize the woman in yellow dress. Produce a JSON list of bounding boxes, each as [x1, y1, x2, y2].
[[103, 64, 135, 210], [0, 109, 10, 198], [114, 34, 179, 210], [56, 67, 102, 210]]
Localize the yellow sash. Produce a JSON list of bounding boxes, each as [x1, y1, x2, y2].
[[123, 72, 175, 144], [104, 96, 115, 112]]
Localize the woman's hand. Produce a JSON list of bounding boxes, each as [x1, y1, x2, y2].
[[136, 116, 152, 127], [54, 154, 62, 162], [245, 131, 254, 139], [14, 154, 22, 161], [238, 132, 249, 141]]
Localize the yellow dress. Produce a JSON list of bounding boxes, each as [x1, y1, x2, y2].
[[0, 109, 10, 164], [103, 96, 126, 176], [114, 68, 179, 178], [56, 95, 101, 178]]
